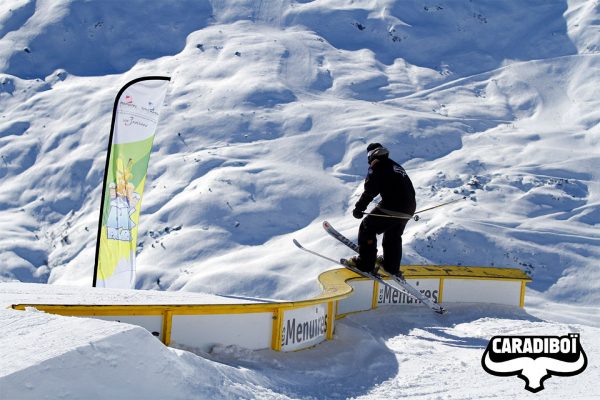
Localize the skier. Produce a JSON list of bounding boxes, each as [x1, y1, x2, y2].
[[348, 143, 416, 279]]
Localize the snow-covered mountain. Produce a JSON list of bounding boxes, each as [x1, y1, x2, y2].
[[2, 0, 598, 302], [1, 1, 599, 398]]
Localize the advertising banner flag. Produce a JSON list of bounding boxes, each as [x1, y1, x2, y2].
[[93, 77, 170, 288]]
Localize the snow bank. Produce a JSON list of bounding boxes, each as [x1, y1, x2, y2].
[[2, 283, 598, 400], [0, 308, 260, 400], [0, 282, 256, 308]]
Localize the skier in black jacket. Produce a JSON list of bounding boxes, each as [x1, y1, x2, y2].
[[349, 143, 416, 278]]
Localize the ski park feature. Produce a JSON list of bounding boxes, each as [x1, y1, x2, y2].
[[1, 0, 599, 399], [10, 220, 532, 353], [11, 255, 529, 352], [292, 237, 447, 315]]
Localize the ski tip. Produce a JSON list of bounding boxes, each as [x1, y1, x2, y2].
[[322, 221, 330, 228], [435, 307, 447, 315], [292, 239, 303, 248]]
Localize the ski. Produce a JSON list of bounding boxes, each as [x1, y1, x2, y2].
[[323, 221, 359, 253], [292, 239, 409, 298], [321, 221, 446, 314], [293, 239, 445, 314]]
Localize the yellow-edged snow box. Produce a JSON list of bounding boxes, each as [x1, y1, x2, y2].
[[12, 265, 531, 352]]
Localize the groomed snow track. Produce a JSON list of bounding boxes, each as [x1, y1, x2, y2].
[[12, 265, 531, 352]]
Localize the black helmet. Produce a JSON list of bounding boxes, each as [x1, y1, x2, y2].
[[367, 143, 389, 163]]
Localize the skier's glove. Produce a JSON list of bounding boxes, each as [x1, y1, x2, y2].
[[352, 208, 364, 219]]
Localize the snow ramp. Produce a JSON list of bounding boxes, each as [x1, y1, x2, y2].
[[11, 266, 530, 353], [0, 308, 234, 400]]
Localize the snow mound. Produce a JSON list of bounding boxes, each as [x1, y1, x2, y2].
[[5, 301, 599, 400], [0, 308, 280, 400]]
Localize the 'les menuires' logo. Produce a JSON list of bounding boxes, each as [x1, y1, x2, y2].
[[481, 333, 587, 393]]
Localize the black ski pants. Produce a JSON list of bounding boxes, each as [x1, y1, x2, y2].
[[357, 207, 409, 275]]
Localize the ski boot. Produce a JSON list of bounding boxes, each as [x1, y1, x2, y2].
[[344, 256, 380, 276], [386, 269, 405, 281], [378, 260, 405, 280], [343, 256, 359, 269]]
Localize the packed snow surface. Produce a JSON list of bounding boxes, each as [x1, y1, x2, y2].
[[2, 285, 599, 400], [1, 0, 599, 398]]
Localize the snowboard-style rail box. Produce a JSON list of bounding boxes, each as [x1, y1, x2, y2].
[[12, 265, 531, 352]]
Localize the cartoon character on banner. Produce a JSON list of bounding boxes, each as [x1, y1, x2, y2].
[[106, 158, 140, 242]]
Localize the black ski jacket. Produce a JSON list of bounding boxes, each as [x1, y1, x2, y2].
[[355, 157, 416, 215]]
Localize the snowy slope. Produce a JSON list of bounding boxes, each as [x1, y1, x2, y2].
[[1, 0, 598, 303], [1, 0, 599, 398], [2, 286, 599, 400]]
